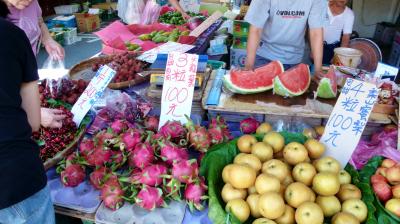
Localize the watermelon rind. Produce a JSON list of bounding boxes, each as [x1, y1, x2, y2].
[[223, 75, 272, 94], [273, 65, 311, 97], [316, 77, 336, 98]]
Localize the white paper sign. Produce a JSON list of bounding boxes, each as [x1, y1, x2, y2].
[[375, 62, 399, 81], [159, 52, 199, 128], [71, 65, 116, 126], [137, 42, 194, 63], [179, 0, 200, 13], [320, 78, 379, 167]]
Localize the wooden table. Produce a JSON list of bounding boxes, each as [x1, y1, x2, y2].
[[202, 70, 392, 125], [55, 206, 95, 222]]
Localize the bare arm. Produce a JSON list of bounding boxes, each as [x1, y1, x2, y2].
[[341, 34, 351, 47], [39, 17, 65, 60], [309, 27, 323, 75], [20, 81, 41, 132], [169, 0, 189, 19], [245, 25, 262, 70]]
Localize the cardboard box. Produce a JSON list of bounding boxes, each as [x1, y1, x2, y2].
[[232, 36, 247, 49], [74, 13, 100, 33], [388, 41, 400, 67], [230, 46, 247, 68], [92, 2, 117, 11], [233, 20, 249, 37]]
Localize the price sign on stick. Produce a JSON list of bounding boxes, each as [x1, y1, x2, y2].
[[71, 65, 116, 126], [320, 78, 379, 167], [159, 52, 199, 128]]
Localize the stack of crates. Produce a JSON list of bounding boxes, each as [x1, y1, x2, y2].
[[230, 20, 249, 68]]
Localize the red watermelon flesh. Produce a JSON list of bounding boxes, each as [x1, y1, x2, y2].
[[325, 66, 337, 93], [273, 63, 311, 97], [230, 61, 284, 89]]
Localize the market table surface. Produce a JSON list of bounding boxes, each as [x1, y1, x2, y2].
[[203, 70, 392, 124]]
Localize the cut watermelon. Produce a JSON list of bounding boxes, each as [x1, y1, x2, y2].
[[223, 61, 284, 94], [316, 66, 337, 99], [273, 63, 311, 97]]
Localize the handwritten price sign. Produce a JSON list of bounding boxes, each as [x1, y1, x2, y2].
[[159, 52, 199, 127], [71, 65, 116, 126], [321, 78, 379, 167]]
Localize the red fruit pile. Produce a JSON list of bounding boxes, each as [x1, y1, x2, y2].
[[371, 158, 400, 217], [57, 113, 234, 211], [32, 107, 77, 162], [39, 79, 88, 106], [91, 52, 148, 83]]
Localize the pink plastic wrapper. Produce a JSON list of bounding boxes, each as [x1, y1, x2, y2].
[[349, 130, 400, 170], [95, 21, 135, 45]]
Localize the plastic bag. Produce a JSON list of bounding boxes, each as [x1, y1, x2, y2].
[[140, 0, 161, 25], [87, 90, 152, 134], [119, 0, 145, 24], [349, 129, 400, 170], [38, 57, 69, 98]]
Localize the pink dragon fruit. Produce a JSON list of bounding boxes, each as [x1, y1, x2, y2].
[[136, 185, 166, 210], [79, 138, 94, 157], [188, 126, 211, 152], [184, 177, 207, 211], [110, 119, 128, 134], [89, 167, 108, 190], [144, 116, 159, 132], [65, 153, 78, 167], [110, 150, 126, 170], [240, 117, 260, 134], [172, 159, 199, 184], [120, 129, 142, 151], [138, 164, 168, 186], [209, 115, 226, 129], [159, 121, 186, 139], [159, 141, 189, 164], [209, 115, 233, 143], [101, 178, 124, 210], [61, 164, 86, 187], [86, 147, 113, 167], [208, 126, 224, 145], [95, 130, 116, 146], [128, 142, 154, 169]]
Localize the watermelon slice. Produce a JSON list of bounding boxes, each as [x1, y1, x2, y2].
[[316, 66, 337, 99], [223, 61, 284, 94], [273, 63, 311, 97]]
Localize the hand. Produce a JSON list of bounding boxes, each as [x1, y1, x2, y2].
[[182, 12, 191, 20], [44, 38, 65, 60], [41, 108, 66, 128], [313, 71, 324, 81]]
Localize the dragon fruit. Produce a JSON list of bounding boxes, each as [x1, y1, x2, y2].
[[159, 121, 186, 139], [172, 159, 199, 184], [209, 115, 233, 143], [95, 130, 116, 146], [240, 117, 260, 134], [110, 150, 126, 170], [184, 177, 207, 211], [138, 164, 168, 186], [136, 185, 166, 210], [101, 178, 124, 210], [79, 138, 94, 157], [61, 164, 86, 187], [110, 119, 128, 134], [209, 115, 227, 129], [89, 167, 108, 190], [188, 126, 211, 152], [128, 142, 154, 169], [120, 129, 142, 151], [144, 116, 159, 132], [159, 141, 189, 164], [86, 147, 113, 167], [208, 126, 224, 145]]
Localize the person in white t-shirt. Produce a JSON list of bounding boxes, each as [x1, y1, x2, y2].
[[323, 0, 355, 64]]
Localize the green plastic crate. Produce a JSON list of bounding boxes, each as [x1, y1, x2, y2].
[[207, 60, 226, 69]]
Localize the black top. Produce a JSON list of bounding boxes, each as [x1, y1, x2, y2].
[[0, 18, 46, 209]]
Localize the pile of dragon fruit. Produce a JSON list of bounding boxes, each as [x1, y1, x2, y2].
[[56, 112, 232, 211]]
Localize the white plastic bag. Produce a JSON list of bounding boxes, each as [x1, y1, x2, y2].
[[119, 0, 145, 24], [39, 57, 69, 98]]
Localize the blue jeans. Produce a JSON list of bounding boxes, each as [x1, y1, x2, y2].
[[254, 55, 298, 70], [0, 186, 55, 224]]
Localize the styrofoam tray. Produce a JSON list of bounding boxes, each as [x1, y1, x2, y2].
[[182, 207, 211, 224], [95, 200, 186, 224], [46, 168, 101, 213]]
